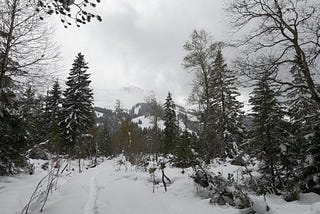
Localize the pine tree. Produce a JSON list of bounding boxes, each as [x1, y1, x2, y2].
[[0, 73, 27, 175], [146, 96, 163, 160], [97, 119, 112, 157], [305, 121, 320, 194], [62, 53, 94, 155], [46, 80, 63, 154], [287, 65, 320, 193], [248, 71, 288, 193], [163, 92, 179, 155], [19, 85, 45, 147], [173, 130, 194, 170], [209, 50, 244, 158]]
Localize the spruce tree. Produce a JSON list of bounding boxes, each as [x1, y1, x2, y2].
[[209, 50, 244, 158], [0, 74, 27, 175], [248, 71, 288, 193], [305, 120, 320, 194], [62, 53, 94, 155], [19, 85, 45, 147], [146, 96, 163, 160], [46, 80, 63, 154], [97, 119, 112, 157], [173, 130, 194, 170], [163, 92, 179, 155], [288, 66, 320, 193]]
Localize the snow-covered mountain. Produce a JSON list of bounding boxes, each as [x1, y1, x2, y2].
[[129, 102, 200, 132], [95, 101, 253, 134], [95, 101, 200, 133]]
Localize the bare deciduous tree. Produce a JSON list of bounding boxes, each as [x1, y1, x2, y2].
[[0, 0, 58, 98], [228, 0, 320, 104], [183, 29, 222, 161]]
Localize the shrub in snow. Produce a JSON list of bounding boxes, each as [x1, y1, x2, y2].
[[192, 168, 209, 188], [26, 142, 50, 160], [22, 161, 61, 213], [242, 170, 300, 202], [192, 166, 252, 209], [283, 180, 300, 202]]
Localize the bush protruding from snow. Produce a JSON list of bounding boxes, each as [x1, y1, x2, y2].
[[26, 141, 50, 160], [192, 166, 253, 209]]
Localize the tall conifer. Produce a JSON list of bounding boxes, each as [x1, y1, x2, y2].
[[62, 53, 94, 154], [248, 71, 288, 192], [163, 92, 179, 155], [46, 80, 63, 153], [209, 50, 244, 158]]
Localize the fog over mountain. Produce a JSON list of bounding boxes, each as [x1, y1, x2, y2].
[[94, 85, 191, 110], [94, 85, 155, 110]]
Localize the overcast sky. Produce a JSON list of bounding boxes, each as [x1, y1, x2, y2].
[[54, 0, 240, 108]]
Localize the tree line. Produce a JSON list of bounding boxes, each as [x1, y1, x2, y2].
[[0, 0, 319, 206]]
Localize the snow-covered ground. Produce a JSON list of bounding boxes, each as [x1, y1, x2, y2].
[[1, 158, 320, 214]]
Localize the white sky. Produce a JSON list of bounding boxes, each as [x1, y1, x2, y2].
[[53, 0, 243, 108]]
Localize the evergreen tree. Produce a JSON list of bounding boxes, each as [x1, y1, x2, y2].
[[46, 80, 63, 154], [146, 96, 163, 160], [248, 71, 288, 193], [287, 65, 320, 193], [304, 121, 320, 194], [209, 50, 244, 158], [0, 72, 27, 175], [62, 53, 94, 155], [163, 92, 179, 155], [19, 85, 45, 147], [173, 130, 194, 170], [97, 119, 112, 157]]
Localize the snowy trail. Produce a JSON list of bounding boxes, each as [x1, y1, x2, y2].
[[83, 172, 99, 214], [30, 160, 238, 214], [1, 159, 320, 214]]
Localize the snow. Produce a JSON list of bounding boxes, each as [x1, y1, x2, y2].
[[133, 105, 141, 115], [95, 111, 103, 118], [132, 115, 165, 130], [187, 114, 199, 122], [1, 158, 320, 214], [132, 115, 193, 132]]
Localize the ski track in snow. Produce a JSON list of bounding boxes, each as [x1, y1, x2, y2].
[[84, 172, 99, 214]]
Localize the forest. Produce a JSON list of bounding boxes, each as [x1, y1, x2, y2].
[[0, 1, 320, 214]]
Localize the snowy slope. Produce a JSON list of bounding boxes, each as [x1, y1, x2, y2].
[[1, 158, 320, 214], [132, 115, 165, 130], [131, 115, 192, 132]]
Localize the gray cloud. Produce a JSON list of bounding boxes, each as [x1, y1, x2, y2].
[[54, 0, 232, 107]]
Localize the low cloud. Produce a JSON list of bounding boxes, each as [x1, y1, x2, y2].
[[55, 0, 234, 107]]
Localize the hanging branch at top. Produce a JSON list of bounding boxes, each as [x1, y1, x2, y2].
[[33, 0, 102, 27]]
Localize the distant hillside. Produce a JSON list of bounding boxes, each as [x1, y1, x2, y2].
[[95, 101, 200, 133], [95, 102, 253, 133]]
